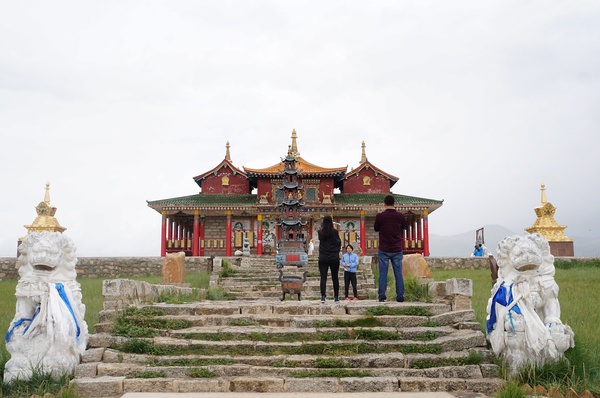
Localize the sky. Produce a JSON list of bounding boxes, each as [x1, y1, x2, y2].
[[1, 1, 598, 257]]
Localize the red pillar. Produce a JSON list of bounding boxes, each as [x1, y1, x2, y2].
[[161, 211, 167, 257], [359, 210, 366, 255], [200, 216, 205, 256], [192, 211, 199, 256], [167, 216, 173, 251], [257, 214, 263, 255], [423, 211, 430, 257], [226, 211, 232, 256], [417, 217, 423, 253]]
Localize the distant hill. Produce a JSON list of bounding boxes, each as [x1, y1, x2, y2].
[[429, 225, 600, 258]]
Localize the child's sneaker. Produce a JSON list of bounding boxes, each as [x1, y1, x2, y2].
[[345, 297, 350, 301], [321, 296, 326, 303], [353, 297, 359, 301]]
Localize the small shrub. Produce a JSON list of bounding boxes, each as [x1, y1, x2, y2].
[[148, 357, 233, 367], [227, 319, 260, 326], [413, 331, 439, 341], [365, 306, 432, 317], [289, 369, 372, 378], [496, 379, 527, 398], [157, 291, 200, 304], [353, 328, 402, 340], [272, 360, 301, 367], [219, 263, 236, 278], [115, 339, 171, 355], [314, 357, 355, 368], [188, 368, 216, 378], [1, 367, 73, 398], [206, 287, 236, 300], [135, 370, 166, 378], [404, 275, 432, 302]]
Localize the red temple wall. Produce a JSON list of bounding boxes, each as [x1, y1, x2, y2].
[[201, 167, 249, 194], [318, 178, 335, 201], [257, 179, 273, 202], [343, 168, 391, 194]]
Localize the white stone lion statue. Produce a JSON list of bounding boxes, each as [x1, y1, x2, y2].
[[485, 233, 574, 374], [3, 232, 89, 383]]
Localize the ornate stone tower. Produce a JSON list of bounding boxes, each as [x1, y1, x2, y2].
[[274, 143, 309, 300], [525, 183, 574, 256], [275, 144, 309, 268]]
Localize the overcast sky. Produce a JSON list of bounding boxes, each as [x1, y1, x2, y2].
[[1, 1, 598, 257]]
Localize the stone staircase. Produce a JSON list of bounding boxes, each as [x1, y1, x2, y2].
[[70, 256, 504, 397], [215, 255, 376, 301]]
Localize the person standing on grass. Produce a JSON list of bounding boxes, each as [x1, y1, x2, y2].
[[318, 215, 342, 302], [342, 244, 360, 301], [374, 194, 407, 302]]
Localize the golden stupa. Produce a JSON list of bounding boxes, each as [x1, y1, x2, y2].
[[22, 182, 66, 235], [525, 183, 573, 256]]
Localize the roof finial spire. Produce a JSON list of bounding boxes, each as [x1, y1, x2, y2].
[[291, 129, 298, 158], [361, 141, 367, 163], [225, 141, 231, 161], [44, 181, 51, 204], [541, 183, 547, 204]]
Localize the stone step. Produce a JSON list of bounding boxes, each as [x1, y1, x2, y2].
[[74, 264, 502, 398], [97, 305, 471, 329], [99, 300, 452, 318], [88, 329, 486, 356], [89, 363, 496, 380], [164, 325, 458, 341], [71, 374, 504, 396], [90, 347, 494, 369]]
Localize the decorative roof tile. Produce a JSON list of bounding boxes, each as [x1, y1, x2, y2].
[[147, 194, 256, 208], [244, 156, 347, 176], [334, 193, 443, 205]]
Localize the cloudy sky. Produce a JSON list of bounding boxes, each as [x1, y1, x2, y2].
[[1, 1, 598, 257]]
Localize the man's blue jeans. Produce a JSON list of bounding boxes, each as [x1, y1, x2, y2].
[[377, 250, 404, 302]]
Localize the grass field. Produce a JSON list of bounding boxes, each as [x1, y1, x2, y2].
[[1, 261, 598, 396]]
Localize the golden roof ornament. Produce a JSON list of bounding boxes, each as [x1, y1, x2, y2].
[[225, 141, 231, 162], [23, 182, 66, 234], [290, 129, 299, 159], [361, 141, 367, 163], [525, 183, 571, 242]]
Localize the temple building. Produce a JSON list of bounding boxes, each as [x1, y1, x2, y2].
[[147, 130, 443, 257], [525, 183, 574, 257]]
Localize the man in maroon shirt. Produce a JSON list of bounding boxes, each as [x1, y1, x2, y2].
[[374, 194, 407, 302]]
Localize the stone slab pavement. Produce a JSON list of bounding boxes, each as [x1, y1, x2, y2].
[[120, 393, 492, 398]]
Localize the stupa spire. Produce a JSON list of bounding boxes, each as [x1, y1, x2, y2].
[[23, 182, 66, 235], [361, 141, 367, 163], [44, 181, 51, 204], [541, 183, 547, 204], [290, 129, 299, 158], [225, 141, 231, 162]]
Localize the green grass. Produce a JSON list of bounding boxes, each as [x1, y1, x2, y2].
[[113, 338, 443, 356], [364, 305, 433, 317], [289, 369, 373, 378], [188, 368, 216, 378], [0, 271, 210, 398], [431, 266, 600, 395], [1, 367, 76, 398], [1, 261, 599, 397]]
